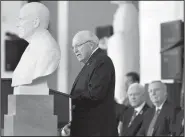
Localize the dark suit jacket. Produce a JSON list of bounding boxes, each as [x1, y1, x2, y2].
[[70, 49, 118, 136], [115, 101, 128, 127], [137, 100, 177, 136], [120, 103, 150, 136], [172, 109, 184, 136]]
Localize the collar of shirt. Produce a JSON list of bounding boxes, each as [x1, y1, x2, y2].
[[134, 101, 146, 116], [155, 99, 166, 111], [85, 47, 99, 64], [91, 47, 99, 56]]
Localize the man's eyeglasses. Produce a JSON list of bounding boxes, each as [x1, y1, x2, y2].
[[71, 40, 95, 51]]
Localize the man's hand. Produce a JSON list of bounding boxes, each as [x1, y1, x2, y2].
[[61, 123, 71, 136], [118, 121, 123, 136]]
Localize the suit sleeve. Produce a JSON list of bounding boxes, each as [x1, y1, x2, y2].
[[136, 112, 148, 136], [79, 59, 114, 101], [169, 107, 180, 135]]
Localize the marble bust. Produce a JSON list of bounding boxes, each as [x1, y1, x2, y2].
[[12, 2, 61, 95]]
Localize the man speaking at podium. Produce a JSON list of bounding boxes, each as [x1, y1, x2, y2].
[[62, 30, 118, 136]]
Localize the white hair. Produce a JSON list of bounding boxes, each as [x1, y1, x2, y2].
[[149, 80, 167, 92], [128, 83, 145, 95], [73, 30, 99, 46]]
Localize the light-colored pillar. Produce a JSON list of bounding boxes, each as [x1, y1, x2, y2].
[[108, 1, 139, 104], [56, 1, 69, 94], [57, 1, 72, 121]]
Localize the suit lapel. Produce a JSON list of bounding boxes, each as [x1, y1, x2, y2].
[[130, 114, 142, 128], [125, 104, 149, 135], [143, 104, 149, 112], [128, 108, 134, 125], [123, 108, 134, 135], [146, 108, 155, 134], [70, 64, 86, 95], [152, 101, 168, 135], [130, 104, 149, 128]]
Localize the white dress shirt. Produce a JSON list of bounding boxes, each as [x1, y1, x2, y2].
[[134, 101, 146, 116], [85, 47, 99, 64], [91, 47, 99, 55], [155, 99, 166, 111]]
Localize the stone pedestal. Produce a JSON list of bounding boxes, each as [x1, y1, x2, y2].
[[4, 95, 58, 136]]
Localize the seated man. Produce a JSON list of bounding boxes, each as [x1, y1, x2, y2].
[[137, 81, 177, 136], [123, 72, 140, 105], [115, 72, 140, 127], [119, 83, 150, 136]]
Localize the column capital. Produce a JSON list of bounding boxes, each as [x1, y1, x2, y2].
[[110, 1, 133, 5]]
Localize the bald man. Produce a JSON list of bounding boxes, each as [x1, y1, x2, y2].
[[63, 30, 118, 136], [137, 81, 177, 136], [12, 2, 61, 94], [119, 83, 150, 136]]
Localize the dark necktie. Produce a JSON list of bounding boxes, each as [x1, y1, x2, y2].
[[128, 110, 137, 127], [147, 109, 160, 136]]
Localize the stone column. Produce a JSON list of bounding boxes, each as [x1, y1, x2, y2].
[[4, 95, 58, 136], [108, 1, 140, 104]]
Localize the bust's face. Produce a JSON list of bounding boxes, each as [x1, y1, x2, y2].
[[16, 8, 35, 39]]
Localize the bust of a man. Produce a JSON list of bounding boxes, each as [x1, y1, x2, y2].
[[12, 2, 61, 95]]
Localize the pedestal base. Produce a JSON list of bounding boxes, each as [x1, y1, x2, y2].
[[4, 95, 58, 136], [4, 115, 57, 136]]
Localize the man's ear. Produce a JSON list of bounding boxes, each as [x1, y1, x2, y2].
[[33, 17, 40, 28], [90, 42, 96, 50], [88, 42, 93, 50], [91, 45, 94, 50]]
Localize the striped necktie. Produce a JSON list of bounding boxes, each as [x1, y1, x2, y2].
[[128, 110, 137, 127], [147, 109, 160, 136]]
